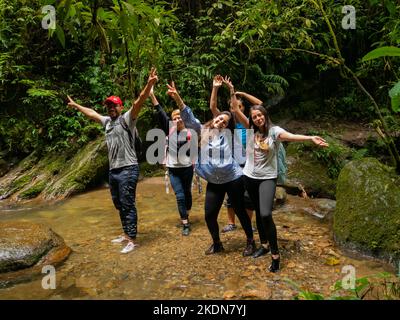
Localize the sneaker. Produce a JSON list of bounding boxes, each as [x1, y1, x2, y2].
[[182, 224, 190, 236], [221, 224, 237, 233], [120, 241, 137, 254], [111, 235, 128, 243], [205, 242, 224, 255], [242, 239, 256, 257]]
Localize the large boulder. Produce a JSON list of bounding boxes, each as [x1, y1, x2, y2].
[[333, 158, 400, 266], [0, 222, 71, 287], [0, 137, 108, 203]]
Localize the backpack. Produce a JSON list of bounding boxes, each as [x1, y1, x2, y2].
[[272, 128, 287, 185], [118, 116, 143, 159]]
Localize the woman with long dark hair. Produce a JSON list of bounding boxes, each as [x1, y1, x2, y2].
[[166, 81, 256, 256], [227, 79, 328, 272]]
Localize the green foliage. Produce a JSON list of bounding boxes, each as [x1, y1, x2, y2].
[[389, 81, 400, 113], [287, 271, 400, 300], [362, 46, 400, 62], [1, 0, 400, 171]]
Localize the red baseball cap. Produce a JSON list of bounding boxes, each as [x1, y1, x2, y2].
[[104, 96, 123, 106]]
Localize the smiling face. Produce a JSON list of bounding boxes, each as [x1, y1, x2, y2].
[[105, 102, 123, 120], [250, 109, 266, 128], [171, 111, 185, 131], [212, 114, 230, 130]]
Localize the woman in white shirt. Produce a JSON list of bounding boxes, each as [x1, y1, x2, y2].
[[227, 79, 329, 272]]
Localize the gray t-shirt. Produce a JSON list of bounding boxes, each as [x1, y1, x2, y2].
[[100, 109, 138, 170], [243, 126, 286, 180]]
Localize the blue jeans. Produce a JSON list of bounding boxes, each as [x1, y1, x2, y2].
[[109, 164, 139, 239], [168, 166, 194, 220]]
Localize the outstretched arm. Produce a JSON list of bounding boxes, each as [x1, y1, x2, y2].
[[167, 82, 201, 134], [224, 77, 250, 128], [210, 75, 223, 117], [235, 91, 263, 106], [130, 67, 158, 120], [67, 95, 103, 124], [278, 131, 329, 147]]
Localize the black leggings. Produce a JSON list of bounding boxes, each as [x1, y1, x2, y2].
[[205, 177, 253, 243], [244, 176, 279, 255]]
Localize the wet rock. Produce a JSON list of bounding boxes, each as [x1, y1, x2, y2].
[[334, 158, 400, 267], [274, 187, 287, 206], [240, 288, 272, 299], [0, 221, 71, 288], [304, 199, 336, 221], [223, 290, 237, 299]]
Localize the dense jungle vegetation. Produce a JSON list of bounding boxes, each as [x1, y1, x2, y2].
[[1, 0, 399, 172]]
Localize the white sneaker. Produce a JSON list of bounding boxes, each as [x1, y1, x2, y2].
[[120, 241, 137, 254], [111, 235, 128, 243]]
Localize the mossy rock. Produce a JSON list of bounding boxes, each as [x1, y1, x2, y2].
[[139, 162, 165, 178], [18, 181, 47, 200], [0, 137, 109, 202], [43, 137, 109, 199], [334, 158, 400, 266], [284, 143, 337, 199]]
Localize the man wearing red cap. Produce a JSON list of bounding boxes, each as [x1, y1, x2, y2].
[[67, 67, 158, 253]]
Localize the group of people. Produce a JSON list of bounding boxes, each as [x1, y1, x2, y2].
[[67, 67, 328, 272]]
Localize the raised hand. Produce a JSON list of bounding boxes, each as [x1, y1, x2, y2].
[[147, 67, 158, 86], [67, 95, 79, 109], [311, 136, 329, 147], [222, 76, 234, 93], [213, 75, 223, 88], [167, 81, 178, 98]]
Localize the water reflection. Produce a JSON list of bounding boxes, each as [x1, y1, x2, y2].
[[0, 178, 396, 300]]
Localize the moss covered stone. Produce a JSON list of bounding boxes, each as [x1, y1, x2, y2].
[[285, 143, 337, 199], [18, 181, 46, 199], [334, 158, 400, 266], [43, 137, 108, 199], [0, 137, 109, 202]]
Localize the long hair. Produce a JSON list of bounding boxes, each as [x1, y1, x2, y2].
[[248, 105, 273, 137], [201, 111, 235, 146], [203, 111, 235, 131]]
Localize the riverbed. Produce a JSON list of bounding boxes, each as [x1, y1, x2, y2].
[[0, 177, 396, 299]]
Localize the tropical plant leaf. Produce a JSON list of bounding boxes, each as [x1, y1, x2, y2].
[[388, 80, 400, 113], [362, 46, 400, 62], [55, 24, 65, 48]]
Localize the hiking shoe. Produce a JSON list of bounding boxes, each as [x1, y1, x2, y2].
[[221, 224, 237, 233], [242, 239, 256, 257], [253, 246, 270, 258], [111, 235, 128, 243], [120, 241, 137, 254], [268, 256, 280, 273], [182, 224, 190, 236], [205, 242, 224, 255]]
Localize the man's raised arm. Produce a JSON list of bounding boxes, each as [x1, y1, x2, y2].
[[67, 95, 103, 124], [130, 67, 158, 121]]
